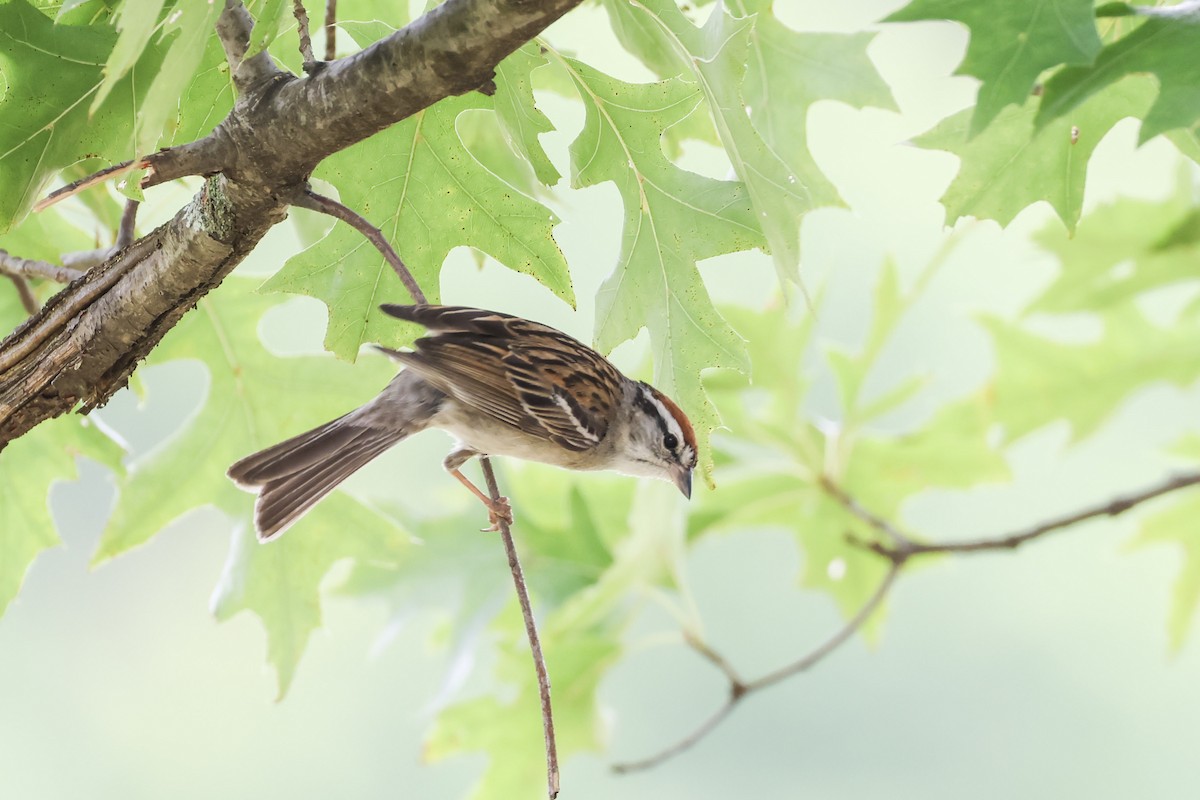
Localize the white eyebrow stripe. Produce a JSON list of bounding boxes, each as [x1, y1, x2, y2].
[[553, 393, 600, 443], [639, 386, 683, 440]]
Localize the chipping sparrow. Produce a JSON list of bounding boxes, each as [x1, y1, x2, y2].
[[228, 304, 697, 540]]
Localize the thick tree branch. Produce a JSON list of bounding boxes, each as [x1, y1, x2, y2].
[[1, 0, 585, 446]]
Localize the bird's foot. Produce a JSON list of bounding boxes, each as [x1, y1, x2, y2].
[[481, 496, 513, 532]]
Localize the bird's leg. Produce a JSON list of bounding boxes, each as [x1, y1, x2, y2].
[[449, 469, 513, 531], [445, 449, 512, 531]]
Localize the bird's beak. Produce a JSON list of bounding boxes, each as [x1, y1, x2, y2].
[[674, 467, 693, 499]]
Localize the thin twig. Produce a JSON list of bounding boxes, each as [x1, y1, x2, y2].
[[292, 0, 315, 64], [747, 563, 900, 690], [0, 251, 84, 284], [613, 564, 899, 773], [291, 189, 424, 302], [683, 630, 746, 689], [117, 200, 139, 249], [324, 0, 337, 60], [295, 185, 560, 798], [849, 471, 1200, 563], [7, 275, 38, 315], [612, 702, 738, 774], [483, 457, 561, 799], [33, 159, 146, 213], [61, 249, 115, 271]]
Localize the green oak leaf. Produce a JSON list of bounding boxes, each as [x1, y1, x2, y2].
[[0, 205, 97, 266], [212, 495, 412, 697], [1039, 9, 1200, 141], [984, 304, 1200, 443], [730, 0, 895, 213], [91, 0, 167, 111], [556, 55, 765, 484], [244, 0, 291, 57], [493, 42, 561, 186], [642, 0, 824, 285], [1131, 434, 1200, 651], [135, 0, 224, 155], [265, 100, 572, 360], [1132, 495, 1200, 651], [167, 34, 235, 147], [605, 0, 891, 283], [95, 281, 405, 694], [0, 410, 124, 618], [265, 20, 571, 360], [1030, 185, 1200, 313], [915, 74, 1155, 231], [698, 300, 1007, 622], [0, 0, 166, 231], [886, 0, 1101, 135]]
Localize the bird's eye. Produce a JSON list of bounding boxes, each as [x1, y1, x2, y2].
[[663, 433, 678, 451]]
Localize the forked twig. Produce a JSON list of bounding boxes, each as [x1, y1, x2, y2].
[[618, 469, 1200, 772], [613, 564, 900, 773], [292, 185, 560, 798]]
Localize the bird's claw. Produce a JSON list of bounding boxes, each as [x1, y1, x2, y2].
[[480, 496, 513, 532]]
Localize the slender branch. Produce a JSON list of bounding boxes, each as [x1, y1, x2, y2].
[[295, 186, 560, 798], [324, 0, 337, 60], [59, 201, 139, 271], [291, 190, 423, 302], [62, 249, 115, 272], [292, 0, 315, 64], [33, 159, 145, 213], [612, 702, 738, 774], [7, 276, 38, 315], [683, 631, 747, 689], [849, 471, 1200, 563], [0, 251, 84, 284], [615, 470, 1200, 772], [483, 457, 560, 799], [613, 564, 899, 773], [217, 0, 281, 92], [117, 200, 139, 249], [747, 564, 900, 690]]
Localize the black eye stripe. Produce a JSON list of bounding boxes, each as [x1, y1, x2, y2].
[[635, 386, 670, 437]]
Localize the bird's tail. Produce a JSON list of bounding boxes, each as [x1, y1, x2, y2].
[[228, 413, 407, 541]]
